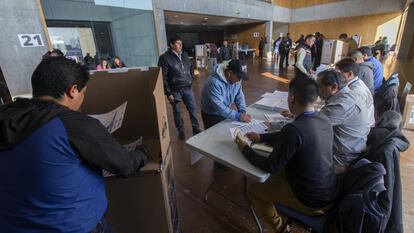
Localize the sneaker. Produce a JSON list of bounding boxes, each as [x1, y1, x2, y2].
[[193, 128, 202, 135]]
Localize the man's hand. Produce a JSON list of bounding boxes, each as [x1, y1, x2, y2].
[[245, 132, 260, 143], [167, 95, 175, 105], [281, 110, 294, 119], [234, 136, 248, 152], [240, 113, 252, 123]]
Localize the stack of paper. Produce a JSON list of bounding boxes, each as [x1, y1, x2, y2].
[[255, 90, 289, 111]]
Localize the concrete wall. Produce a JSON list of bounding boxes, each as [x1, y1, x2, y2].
[[398, 3, 414, 60], [0, 0, 48, 96], [273, 23, 289, 38]]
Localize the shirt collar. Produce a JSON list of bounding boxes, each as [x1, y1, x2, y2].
[[326, 86, 350, 104], [348, 76, 359, 87]]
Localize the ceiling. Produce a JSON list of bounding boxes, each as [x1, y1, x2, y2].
[[164, 11, 264, 28]]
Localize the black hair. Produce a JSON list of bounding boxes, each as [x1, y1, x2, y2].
[[317, 69, 346, 89], [359, 46, 373, 57], [168, 34, 182, 47], [289, 77, 319, 106], [51, 49, 64, 56], [32, 57, 89, 99], [339, 33, 348, 39], [305, 34, 315, 41], [335, 58, 360, 76]]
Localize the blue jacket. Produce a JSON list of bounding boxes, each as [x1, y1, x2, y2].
[[367, 56, 384, 91], [0, 99, 148, 233], [201, 64, 246, 121]]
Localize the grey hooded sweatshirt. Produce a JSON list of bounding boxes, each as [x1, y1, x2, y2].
[[358, 61, 375, 95]]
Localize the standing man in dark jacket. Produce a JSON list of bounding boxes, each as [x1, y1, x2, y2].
[[295, 34, 315, 79], [283, 33, 292, 66], [0, 57, 149, 233], [158, 35, 201, 140], [235, 77, 336, 232], [313, 32, 324, 70], [258, 37, 265, 60], [219, 40, 233, 63], [278, 37, 287, 70]]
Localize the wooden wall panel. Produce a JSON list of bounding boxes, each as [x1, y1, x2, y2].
[[289, 12, 402, 45], [273, 0, 339, 9], [225, 23, 266, 53]]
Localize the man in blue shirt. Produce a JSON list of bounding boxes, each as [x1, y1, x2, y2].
[[201, 60, 251, 129], [359, 46, 383, 92]]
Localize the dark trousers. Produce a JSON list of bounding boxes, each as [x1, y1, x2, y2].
[[201, 111, 225, 129], [90, 218, 115, 233], [171, 87, 199, 133], [259, 49, 264, 59], [284, 50, 290, 66], [279, 51, 286, 68]]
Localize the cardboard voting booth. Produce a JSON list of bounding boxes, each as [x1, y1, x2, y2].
[[321, 39, 344, 65], [82, 67, 179, 233], [402, 94, 414, 130]]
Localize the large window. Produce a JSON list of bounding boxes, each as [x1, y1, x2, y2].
[[41, 0, 158, 69]]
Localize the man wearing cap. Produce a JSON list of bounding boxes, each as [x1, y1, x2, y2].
[[201, 60, 251, 129]]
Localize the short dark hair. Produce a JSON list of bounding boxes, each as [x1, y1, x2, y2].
[[305, 34, 315, 41], [289, 77, 319, 106], [335, 58, 360, 77], [317, 69, 346, 89], [359, 46, 373, 57], [168, 35, 182, 47], [32, 57, 89, 99], [51, 49, 64, 56], [339, 33, 348, 39]]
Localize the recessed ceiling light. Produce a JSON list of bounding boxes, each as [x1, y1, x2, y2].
[[204, 17, 208, 20], [202, 23, 206, 25], [180, 22, 184, 24], [174, 15, 179, 18]]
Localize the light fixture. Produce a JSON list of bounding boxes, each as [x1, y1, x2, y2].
[[174, 15, 179, 18], [204, 17, 208, 20], [202, 23, 206, 25], [180, 22, 184, 24]]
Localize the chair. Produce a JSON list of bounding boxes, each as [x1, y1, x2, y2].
[[399, 81, 412, 113]]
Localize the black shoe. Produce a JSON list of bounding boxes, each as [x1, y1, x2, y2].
[[178, 131, 185, 140], [193, 128, 202, 135]]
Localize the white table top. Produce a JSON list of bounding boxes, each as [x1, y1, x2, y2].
[[186, 105, 279, 183]]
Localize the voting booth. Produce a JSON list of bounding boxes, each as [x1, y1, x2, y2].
[[81, 68, 179, 233], [321, 39, 344, 65]]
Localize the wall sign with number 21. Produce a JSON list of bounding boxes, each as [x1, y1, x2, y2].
[[18, 34, 44, 47]]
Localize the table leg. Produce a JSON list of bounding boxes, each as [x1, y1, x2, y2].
[[204, 171, 217, 204], [244, 176, 263, 233]]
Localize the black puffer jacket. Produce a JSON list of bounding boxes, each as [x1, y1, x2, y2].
[[366, 110, 410, 233], [158, 49, 194, 96]]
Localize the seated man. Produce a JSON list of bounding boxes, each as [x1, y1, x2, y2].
[[317, 69, 371, 173], [348, 50, 375, 95], [336, 58, 375, 126], [359, 46, 383, 92], [235, 77, 336, 233], [0, 57, 148, 232], [201, 59, 251, 129]]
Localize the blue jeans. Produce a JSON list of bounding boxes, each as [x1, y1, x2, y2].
[[171, 86, 200, 133], [90, 218, 115, 233]]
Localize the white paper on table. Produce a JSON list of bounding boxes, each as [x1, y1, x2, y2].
[[89, 101, 128, 134], [231, 119, 264, 126], [264, 113, 288, 122], [230, 121, 268, 139], [255, 96, 289, 111]]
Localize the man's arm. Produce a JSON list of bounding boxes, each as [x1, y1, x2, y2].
[[206, 81, 242, 121], [242, 124, 299, 173], [295, 48, 309, 75], [158, 56, 172, 96], [63, 114, 148, 177], [320, 103, 347, 126], [234, 83, 247, 113]]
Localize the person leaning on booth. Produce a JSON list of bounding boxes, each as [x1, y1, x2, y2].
[[0, 57, 148, 233], [235, 77, 337, 233]]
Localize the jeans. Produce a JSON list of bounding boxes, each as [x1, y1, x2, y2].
[[209, 57, 217, 74], [201, 111, 225, 129], [171, 86, 200, 133], [90, 218, 115, 233]]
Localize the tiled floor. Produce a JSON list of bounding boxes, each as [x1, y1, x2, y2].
[[168, 56, 414, 233]]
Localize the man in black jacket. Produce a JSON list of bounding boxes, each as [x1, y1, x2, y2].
[[219, 40, 233, 62], [0, 57, 148, 233], [235, 77, 336, 232], [158, 35, 201, 139]]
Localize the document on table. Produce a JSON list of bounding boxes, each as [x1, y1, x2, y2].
[[89, 101, 128, 134], [255, 91, 289, 111], [103, 136, 143, 177]]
